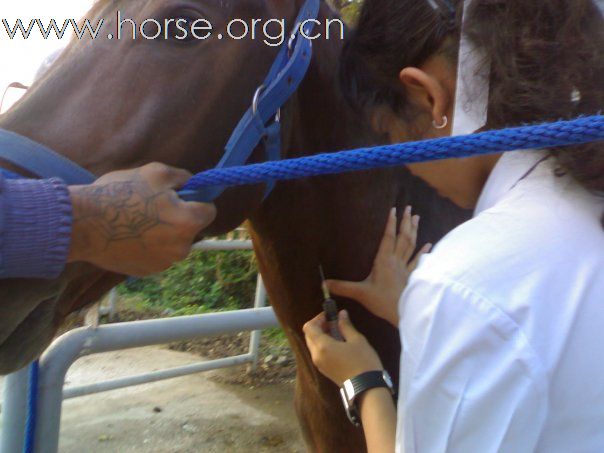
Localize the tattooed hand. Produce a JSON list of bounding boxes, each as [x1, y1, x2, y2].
[[67, 163, 216, 276]]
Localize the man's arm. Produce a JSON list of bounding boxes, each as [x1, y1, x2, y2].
[[0, 174, 72, 279], [0, 163, 216, 280]]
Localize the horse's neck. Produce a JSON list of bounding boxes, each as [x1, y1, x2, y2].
[[245, 27, 405, 409], [285, 17, 377, 157], [248, 24, 394, 281]]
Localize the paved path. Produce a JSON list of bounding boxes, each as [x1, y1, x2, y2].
[[1, 346, 304, 452]]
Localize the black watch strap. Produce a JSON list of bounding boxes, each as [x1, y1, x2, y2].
[[340, 370, 394, 427], [349, 370, 393, 396]]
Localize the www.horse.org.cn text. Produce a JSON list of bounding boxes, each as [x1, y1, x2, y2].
[[1, 13, 346, 47]]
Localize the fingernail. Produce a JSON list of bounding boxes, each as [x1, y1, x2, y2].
[[390, 207, 396, 217], [405, 205, 412, 215], [340, 310, 348, 319], [412, 215, 420, 226]]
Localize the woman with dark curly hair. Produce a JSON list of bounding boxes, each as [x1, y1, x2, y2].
[[303, 1, 604, 451]]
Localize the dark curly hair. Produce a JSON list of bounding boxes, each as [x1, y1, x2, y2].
[[340, 0, 604, 210]]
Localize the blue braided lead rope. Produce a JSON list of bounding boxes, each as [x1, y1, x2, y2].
[[181, 115, 604, 192], [24, 360, 39, 453]]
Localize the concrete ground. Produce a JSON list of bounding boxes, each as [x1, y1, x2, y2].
[[0, 346, 304, 452]]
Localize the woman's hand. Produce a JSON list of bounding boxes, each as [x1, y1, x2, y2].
[[303, 309, 383, 387], [68, 162, 216, 277], [326, 206, 431, 327], [305, 310, 398, 452]]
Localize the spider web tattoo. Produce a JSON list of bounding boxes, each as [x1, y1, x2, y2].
[[73, 180, 166, 242]]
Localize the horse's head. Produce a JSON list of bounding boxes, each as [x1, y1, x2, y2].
[[2, 0, 311, 233], [0, 0, 329, 372]]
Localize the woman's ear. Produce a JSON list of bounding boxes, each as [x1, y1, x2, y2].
[[399, 66, 451, 127]]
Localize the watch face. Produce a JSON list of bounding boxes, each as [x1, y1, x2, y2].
[[339, 387, 351, 411], [343, 379, 356, 401], [382, 370, 394, 389], [340, 385, 361, 427]]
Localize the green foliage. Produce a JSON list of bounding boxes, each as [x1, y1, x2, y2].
[[263, 327, 290, 347], [118, 249, 258, 315], [340, 1, 362, 27], [326, 0, 362, 27]]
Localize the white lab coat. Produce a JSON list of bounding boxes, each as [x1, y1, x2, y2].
[[396, 150, 604, 452]]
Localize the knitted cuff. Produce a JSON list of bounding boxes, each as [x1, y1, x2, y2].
[[0, 177, 72, 279]]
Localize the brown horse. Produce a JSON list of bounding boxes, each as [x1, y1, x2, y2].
[[0, 0, 468, 450]]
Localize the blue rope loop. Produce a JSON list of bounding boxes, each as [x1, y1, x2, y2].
[[181, 115, 604, 192]]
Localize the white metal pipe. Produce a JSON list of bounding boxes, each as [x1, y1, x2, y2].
[[0, 365, 29, 453], [34, 308, 278, 453], [107, 287, 118, 321], [192, 240, 253, 251], [63, 353, 254, 399], [248, 275, 268, 372]]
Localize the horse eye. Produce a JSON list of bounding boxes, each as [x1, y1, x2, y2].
[[167, 16, 197, 42]]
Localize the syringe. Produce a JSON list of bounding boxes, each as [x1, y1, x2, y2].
[[319, 265, 344, 341]]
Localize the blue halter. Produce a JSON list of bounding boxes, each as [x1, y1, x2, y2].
[[0, 129, 96, 184], [0, 0, 321, 199]]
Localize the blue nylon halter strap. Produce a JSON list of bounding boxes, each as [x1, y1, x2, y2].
[[179, 0, 320, 202], [0, 0, 320, 198], [0, 129, 96, 184]]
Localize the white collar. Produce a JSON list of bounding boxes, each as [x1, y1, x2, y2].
[[474, 150, 548, 215]]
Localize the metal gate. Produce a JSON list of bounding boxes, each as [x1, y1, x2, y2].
[[0, 238, 279, 453]]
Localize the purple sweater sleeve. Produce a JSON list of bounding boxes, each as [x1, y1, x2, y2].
[[0, 174, 72, 279]]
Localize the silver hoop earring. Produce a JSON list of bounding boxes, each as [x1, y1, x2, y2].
[[432, 115, 448, 130]]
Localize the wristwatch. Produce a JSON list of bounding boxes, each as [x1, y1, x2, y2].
[[339, 370, 395, 427]]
